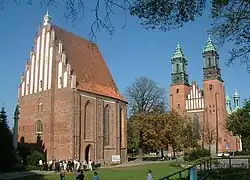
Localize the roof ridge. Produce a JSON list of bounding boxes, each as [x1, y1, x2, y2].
[[52, 24, 126, 102]]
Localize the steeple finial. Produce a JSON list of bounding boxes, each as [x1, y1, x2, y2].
[[172, 41, 184, 59], [43, 10, 51, 26], [203, 35, 216, 53], [233, 89, 239, 98], [226, 94, 231, 102]]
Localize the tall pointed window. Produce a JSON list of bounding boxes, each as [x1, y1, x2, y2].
[[176, 64, 180, 73], [119, 107, 123, 147], [103, 105, 110, 146], [36, 120, 43, 134], [208, 57, 212, 67], [193, 114, 199, 137]]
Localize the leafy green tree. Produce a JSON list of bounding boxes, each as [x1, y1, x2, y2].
[[0, 107, 17, 172], [125, 76, 166, 159], [1, 1, 249, 68], [131, 0, 250, 70], [227, 99, 250, 152]]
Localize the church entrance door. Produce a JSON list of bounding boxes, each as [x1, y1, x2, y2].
[[85, 144, 91, 163]]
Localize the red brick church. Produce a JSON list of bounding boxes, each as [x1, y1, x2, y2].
[[17, 12, 128, 164], [169, 39, 241, 154]]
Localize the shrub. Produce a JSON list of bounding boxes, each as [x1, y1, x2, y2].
[[184, 148, 210, 162], [26, 150, 45, 166], [234, 151, 250, 156]]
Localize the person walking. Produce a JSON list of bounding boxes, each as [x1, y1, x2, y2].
[[60, 167, 66, 180], [89, 159, 93, 171], [147, 170, 153, 180], [76, 170, 85, 180], [93, 171, 99, 180]]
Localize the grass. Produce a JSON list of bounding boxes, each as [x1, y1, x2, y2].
[[13, 162, 182, 180]]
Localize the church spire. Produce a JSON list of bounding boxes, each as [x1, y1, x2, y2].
[[172, 41, 184, 59], [233, 89, 240, 110], [171, 41, 189, 85], [202, 36, 222, 81], [203, 36, 216, 53], [226, 94, 232, 114], [43, 10, 51, 26]]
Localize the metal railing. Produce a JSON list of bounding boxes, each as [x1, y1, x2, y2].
[[159, 156, 250, 180]]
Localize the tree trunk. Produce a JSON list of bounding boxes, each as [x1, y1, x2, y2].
[[138, 148, 143, 160], [160, 148, 164, 158]]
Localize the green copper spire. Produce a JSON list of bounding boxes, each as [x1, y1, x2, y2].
[[171, 41, 189, 85], [172, 41, 184, 59], [233, 89, 240, 111], [203, 36, 216, 53], [226, 95, 231, 102], [233, 89, 239, 98], [226, 94, 232, 114]]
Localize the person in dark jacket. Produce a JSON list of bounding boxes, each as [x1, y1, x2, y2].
[[76, 170, 85, 180]]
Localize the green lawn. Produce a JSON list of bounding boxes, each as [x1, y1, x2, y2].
[[14, 162, 182, 180]]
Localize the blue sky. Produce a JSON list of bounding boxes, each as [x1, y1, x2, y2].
[[0, 1, 249, 127]]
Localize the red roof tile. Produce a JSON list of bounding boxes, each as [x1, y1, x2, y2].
[[52, 25, 126, 102]]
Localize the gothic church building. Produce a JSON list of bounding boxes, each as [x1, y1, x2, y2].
[[169, 38, 241, 154], [17, 12, 128, 164]]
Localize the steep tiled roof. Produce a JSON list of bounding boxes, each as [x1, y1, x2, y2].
[[52, 25, 126, 102]]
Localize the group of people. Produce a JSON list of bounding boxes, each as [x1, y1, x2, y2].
[[60, 168, 99, 180], [38, 159, 154, 180], [39, 159, 99, 179], [39, 159, 94, 172]]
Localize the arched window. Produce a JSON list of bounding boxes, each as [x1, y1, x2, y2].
[[36, 120, 43, 134], [119, 107, 123, 147], [103, 105, 110, 146], [208, 57, 212, 67], [193, 114, 199, 136], [176, 64, 180, 73]]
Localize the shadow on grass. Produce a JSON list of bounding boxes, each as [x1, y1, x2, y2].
[[0, 171, 48, 180]]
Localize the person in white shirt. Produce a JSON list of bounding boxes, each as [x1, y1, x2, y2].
[[39, 159, 43, 171], [88, 159, 93, 171], [147, 170, 153, 180]]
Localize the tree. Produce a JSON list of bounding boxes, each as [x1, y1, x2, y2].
[[201, 122, 216, 153], [166, 111, 199, 154], [127, 118, 139, 155], [125, 76, 166, 159], [125, 76, 166, 115], [211, 0, 250, 71], [2, 1, 249, 69], [131, 0, 250, 70], [227, 99, 250, 152], [0, 107, 17, 172], [129, 109, 199, 158]]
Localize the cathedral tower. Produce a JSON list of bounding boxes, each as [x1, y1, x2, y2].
[[233, 89, 240, 111], [202, 36, 227, 154], [169, 42, 190, 113]]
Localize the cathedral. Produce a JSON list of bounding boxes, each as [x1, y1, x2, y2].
[[169, 38, 241, 154], [17, 12, 128, 164]]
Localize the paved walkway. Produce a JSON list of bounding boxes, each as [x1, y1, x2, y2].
[[0, 160, 171, 179]]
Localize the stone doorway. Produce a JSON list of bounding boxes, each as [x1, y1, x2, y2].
[[85, 144, 92, 163]]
